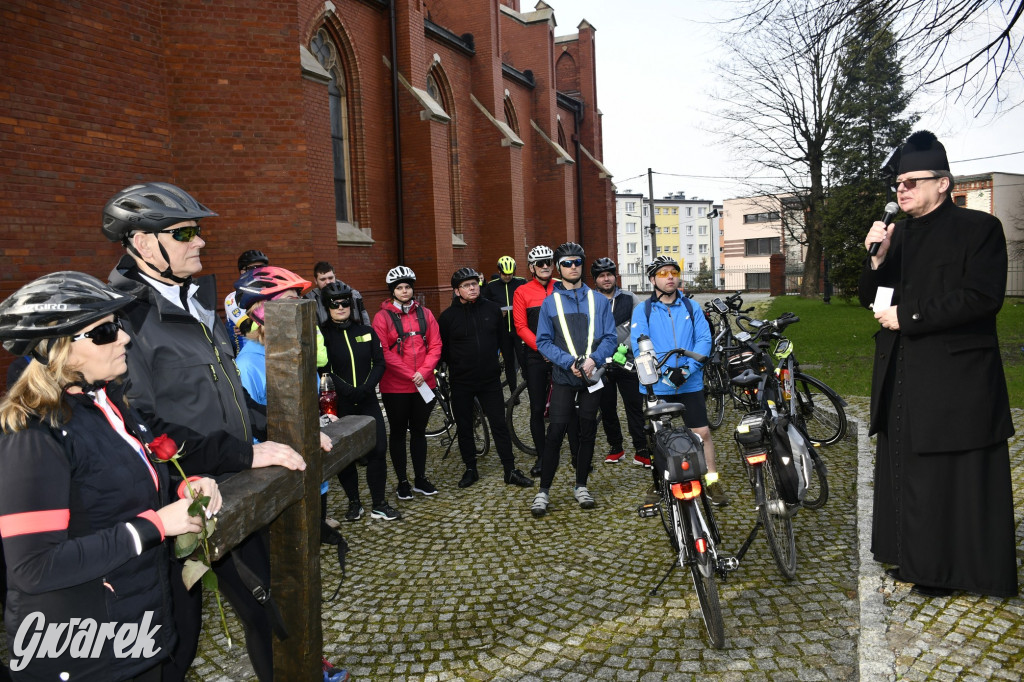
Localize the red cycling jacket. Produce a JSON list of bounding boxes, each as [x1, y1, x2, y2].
[[512, 277, 555, 352]]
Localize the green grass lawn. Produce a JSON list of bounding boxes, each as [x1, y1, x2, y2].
[[760, 295, 1024, 408]]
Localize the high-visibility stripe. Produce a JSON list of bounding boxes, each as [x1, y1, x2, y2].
[[552, 289, 595, 360], [0, 509, 70, 537]]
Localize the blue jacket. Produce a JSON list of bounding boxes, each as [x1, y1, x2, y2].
[[236, 341, 267, 406], [535, 282, 617, 388], [630, 294, 711, 395]]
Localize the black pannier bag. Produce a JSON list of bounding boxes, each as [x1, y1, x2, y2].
[[769, 415, 813, 504], [653, 427, 707, 483], [734, 410, 768, 448]]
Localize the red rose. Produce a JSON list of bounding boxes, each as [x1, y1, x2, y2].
[[150, 434, 179, 461]]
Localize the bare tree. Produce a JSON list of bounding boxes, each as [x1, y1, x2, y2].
[[714, 0, 851, 295]]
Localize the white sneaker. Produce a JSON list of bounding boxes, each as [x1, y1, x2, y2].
[[531, 491, 550, 517], [574, 486, 595, 509]]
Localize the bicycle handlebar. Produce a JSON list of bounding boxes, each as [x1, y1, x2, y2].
[[655, 347, 709, 368]]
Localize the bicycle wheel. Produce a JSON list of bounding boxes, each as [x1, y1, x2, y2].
[[704, 364, 727, 430], [505, 382, 536, 456], [472, 398, 491, 456], [758, 457, 797, 580], [801, 450, 830, 510], [424, 395, 451, 438], [792, 373, 847, 446], [681, 500, 725, 649]]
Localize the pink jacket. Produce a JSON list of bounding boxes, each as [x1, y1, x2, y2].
[[372, 299, 442, 394]]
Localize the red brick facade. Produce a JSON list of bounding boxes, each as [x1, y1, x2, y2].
[[0, 0, 614, 375]]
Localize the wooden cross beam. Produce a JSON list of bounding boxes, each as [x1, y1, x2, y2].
[[202, 298, 374, 679]]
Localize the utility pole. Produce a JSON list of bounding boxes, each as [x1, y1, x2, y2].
[[648, 168, 658, 256]]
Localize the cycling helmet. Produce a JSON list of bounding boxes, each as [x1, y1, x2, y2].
[[322, 281, 353, 302], [0, 272, 132, 358], [451, 267, 482, 289], [102, 182, 218, 243], [233, 266, 312, 312], [527, 245, 554, 264], [237, 249, 269, 272], [385, 265, 416, 291], [553, 242, 585, 262], [497, 256, 516, 275], [591, 257, 617, 279], [646, 255, 680, 278]]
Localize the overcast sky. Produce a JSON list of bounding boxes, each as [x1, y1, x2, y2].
[[545, 0, 1024, 203]]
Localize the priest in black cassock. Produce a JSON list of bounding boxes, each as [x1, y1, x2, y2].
[[858, 130, 1017, 598]]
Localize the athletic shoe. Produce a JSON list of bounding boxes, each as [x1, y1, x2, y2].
[[531, 491, 549, 517], [706, 481, 731, 507], [413, 478, 438, 496], [529, 459, 542, 477], [574, 486, 596, 509], [370, 503, 402, 521], [604, 449, 625, 463], [458, 469, 479, 489], [324, 517, 341, 529], [396, 480, 413, 500], [505, 469, 534, 487], [633, 453, 652, 468], [344, 501, 364, 522], [322, 656, 350, 682]]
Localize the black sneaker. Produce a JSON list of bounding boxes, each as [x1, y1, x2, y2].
[[344, 501, 364, 522], [458, 469, 479, 488], [504, 469, 535, 487], [413, 478, 438, 496], [396, 480, 413, 500], [370, 503, 402, 521], [529, 459, 542, 477]]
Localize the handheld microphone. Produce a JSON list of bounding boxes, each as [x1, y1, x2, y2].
[[868, 201, 900, 256]]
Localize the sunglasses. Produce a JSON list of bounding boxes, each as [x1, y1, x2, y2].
[[892, 176, 938, 192], [327, 297, 353, 309], [559, 258, 584, 268], [655, 269, 680, 279], [533, 259, 553, 268], [72, 317, 124, 345], [162, 224, 202, 242]]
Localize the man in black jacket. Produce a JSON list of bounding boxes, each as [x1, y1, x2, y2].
[[859, 131, 1017, 599], [438, 267, 534, 489], [103, 182, 305, 681], [482, 255, 527, 391]]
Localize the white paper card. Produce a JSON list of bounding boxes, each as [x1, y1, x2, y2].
[[873, 286, 894, 311], [588, 378, 604, 393], [501, 305, 513, 312], [417, 382, 435, 403]]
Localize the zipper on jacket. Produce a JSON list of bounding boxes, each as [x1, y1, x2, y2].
[[201, 325, 250, 443], [343, 329, 358, 386]]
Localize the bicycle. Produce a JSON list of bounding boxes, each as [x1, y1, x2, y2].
[[422, 364, 491, 458], [633, 336, 737, 649], [702, 292, 749, 430]]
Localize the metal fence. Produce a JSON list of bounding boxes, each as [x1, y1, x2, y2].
[[1009, 260, 1024, 297]]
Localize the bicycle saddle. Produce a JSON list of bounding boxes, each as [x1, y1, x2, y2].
[[643, 402, 686, 419], [731, 368, 761, 387]]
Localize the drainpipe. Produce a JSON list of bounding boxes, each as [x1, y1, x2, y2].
[[390, 0, 405, 264], [573, 104, 584, 249]]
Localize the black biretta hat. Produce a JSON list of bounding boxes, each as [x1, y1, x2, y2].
[[897, 130, 949, 174]]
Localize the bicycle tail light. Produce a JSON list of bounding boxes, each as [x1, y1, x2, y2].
[[745, 451, 767, 465], [670, 480, 702, 500], [695, 537, 708, 554]]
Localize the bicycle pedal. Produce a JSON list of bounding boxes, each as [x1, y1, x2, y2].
[[637, 503, 659, 519], [717, 555, 740, 573]]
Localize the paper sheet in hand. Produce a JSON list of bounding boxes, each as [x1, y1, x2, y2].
[[873, 286, 894, 311], [417, 382, 435, 403]]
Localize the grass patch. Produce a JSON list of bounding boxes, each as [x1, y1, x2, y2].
[[761, 295, 1024, 408]]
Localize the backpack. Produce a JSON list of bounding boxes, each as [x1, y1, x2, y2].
[[769, 415, 814, 505], [653, 426, 707, 483], [386, 306, 427, 354]]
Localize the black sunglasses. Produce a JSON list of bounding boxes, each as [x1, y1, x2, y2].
[[891, 176, 939, 192], [162, 224, 202, 242], [533, 259, 553, 268], [559, 258, 584, 268], [327, 297, 353, 309], [72, 317, 124, 345]]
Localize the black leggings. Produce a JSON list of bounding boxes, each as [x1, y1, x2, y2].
[[539, 383, 602, 490], [497, 329, 525, 391], [337, 397, 388, 505], [599, 365, 646, 453], [382, 392, 434, 483], [451, 381, 517, 474], [523, 351, 578, 460]]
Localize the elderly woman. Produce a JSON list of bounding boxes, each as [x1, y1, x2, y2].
[[0, 272, 221, 682]]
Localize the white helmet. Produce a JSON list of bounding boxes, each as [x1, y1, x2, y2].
[[527, 245, 554, 264], [385, 265, 416, 291]]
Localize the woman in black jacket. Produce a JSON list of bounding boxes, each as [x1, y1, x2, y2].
[[0, 272, 221, 682], [319, 281, 400, 521]]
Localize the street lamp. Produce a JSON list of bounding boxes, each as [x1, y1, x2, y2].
[[707, 208, 720, 291]]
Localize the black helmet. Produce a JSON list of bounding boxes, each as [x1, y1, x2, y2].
[[322, 281, 354, 302], [451, 267, 482, 289], [0, 272, 132, 357], [102, 182, 218, 243], [591, 257, 617, 279], [553, 242, 585, 262], [237, 249, 269, 272], [646, 255, 680, 278]]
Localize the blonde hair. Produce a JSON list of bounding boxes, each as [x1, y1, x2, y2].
[[246, 302, 266, 345], [0, 337, 83, 433]]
